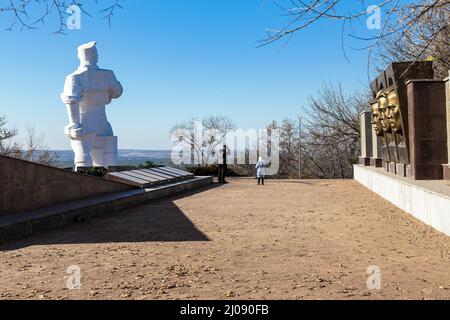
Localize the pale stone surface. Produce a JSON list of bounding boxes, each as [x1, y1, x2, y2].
[[354, 164, 450, 236], [371, 130, 382, 159], [359, 111, 372, 158], [61, 41, 123, 169]]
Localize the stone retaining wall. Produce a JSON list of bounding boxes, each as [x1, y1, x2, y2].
[[0, 155, 133, 215]]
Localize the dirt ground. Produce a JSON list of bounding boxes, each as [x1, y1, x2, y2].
[[1, 178, 450, 300]]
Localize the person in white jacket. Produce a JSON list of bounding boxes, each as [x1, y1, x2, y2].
[[255, 157, 266, 185]]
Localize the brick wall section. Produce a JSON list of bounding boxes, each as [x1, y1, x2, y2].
[[0, 155, 134, 215]]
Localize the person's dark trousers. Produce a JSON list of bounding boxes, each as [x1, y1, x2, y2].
[[258, 177, 264, 185], [223, 164, 227, 183], [218, 165, 223, 183], [218, 165, 226, 183]]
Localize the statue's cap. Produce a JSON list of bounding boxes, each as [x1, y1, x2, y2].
[[77, 41, 98, 63], [77, 41, 97, 54]]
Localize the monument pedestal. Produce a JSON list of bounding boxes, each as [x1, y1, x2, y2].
[[444, 71, 450, 180], [92, 136, 118, 167], [396, 163, 407, 177], [370, 158, 382, 167], [407, 80, 447, 180], [443, 165, 450, 180], [389, 162, 397, 174], [355, 164, 450, 236], [359, 111, 373, 167], [358, 157, 370, 166], [383, 161, 390, 172]]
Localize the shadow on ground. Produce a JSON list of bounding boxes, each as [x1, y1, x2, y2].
[[0, 184, 223, 251], [265, 180, 331, 186]]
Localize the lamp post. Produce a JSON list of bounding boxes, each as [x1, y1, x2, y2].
[[297, 115, 302, 180]]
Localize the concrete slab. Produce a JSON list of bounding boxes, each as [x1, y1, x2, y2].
[[163, 167, 194, 176], [106, 171, 151, 188], [106, 167, 193, 188], [141, 168, 174, 179], [132, 170, 169, 182], [354, 164, 450, 236], [127, 170, 161, 182], [154, 167, 191, 177]]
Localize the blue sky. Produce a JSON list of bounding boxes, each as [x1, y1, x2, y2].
[[0, 0, 377, 150]]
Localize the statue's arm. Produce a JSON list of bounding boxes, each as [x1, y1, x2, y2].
[[109, 72, 123, 99], [61, 75, 83, 138]]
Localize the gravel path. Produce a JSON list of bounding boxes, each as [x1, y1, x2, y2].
[[1, 178, 449, 300]]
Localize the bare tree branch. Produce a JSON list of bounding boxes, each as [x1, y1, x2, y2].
[[262, 0, 450, 78], [0, 0, 124, 34]]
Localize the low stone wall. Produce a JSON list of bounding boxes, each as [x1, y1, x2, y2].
[[0, 176, 213, 242], [0, 155, 133, 215], [354, 164, 450, 236]]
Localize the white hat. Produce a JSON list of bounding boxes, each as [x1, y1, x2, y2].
[[77, 41, 98, 62]]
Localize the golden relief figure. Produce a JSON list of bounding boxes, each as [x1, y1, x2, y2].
[[370, 102, 383, 136], [386, 89, 402, 134], [376, 92, 390, 134], [368, 61, 433, 167], [375, 91, 394, 147]]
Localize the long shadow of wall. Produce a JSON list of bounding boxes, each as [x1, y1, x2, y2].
[[0, 184, 222, 251]]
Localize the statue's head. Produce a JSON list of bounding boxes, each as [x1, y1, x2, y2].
[[370, 102, 383, 136], [376, 91, 391, 133], [77, 41, 98, 67], [386, 89, 402, 134]]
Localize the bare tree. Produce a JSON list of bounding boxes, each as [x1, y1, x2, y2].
[[266, 119, 301, 178], [376, 2, 450, 78], [0, 0, 124, 34], [264, 83, 369, 179], [301, 83, 369, 178], [21, 126, 57, 165], [172, 116, 236, 166], [0, 115, 57, 165], [262, 0, 450, 78], [0, 114, 20, 156]]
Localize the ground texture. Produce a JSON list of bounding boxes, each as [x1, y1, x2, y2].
[[1, 178, 450, 300]]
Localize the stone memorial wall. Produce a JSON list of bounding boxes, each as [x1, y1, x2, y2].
[[358, 111, 372, 166], [361, 61, 448, 180], [444, 71, 450, 179]]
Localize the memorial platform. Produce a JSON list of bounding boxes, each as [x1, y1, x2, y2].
[[106, 166, 194, 188], [0, 175, 213, 243], [354, 164, 450, 236]]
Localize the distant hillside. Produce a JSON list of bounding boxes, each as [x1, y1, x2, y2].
[[51, 149, 173, 168]]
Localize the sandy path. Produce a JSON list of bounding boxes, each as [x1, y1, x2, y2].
[[0, 178, 449, 300]]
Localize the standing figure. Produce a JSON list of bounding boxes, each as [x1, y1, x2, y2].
[[61, 41, 123, 170], [218, 144, 228, 183], [256, 157, 265, 185]]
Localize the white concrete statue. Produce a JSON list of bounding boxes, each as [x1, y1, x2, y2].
[[61, 41, 123, 170]]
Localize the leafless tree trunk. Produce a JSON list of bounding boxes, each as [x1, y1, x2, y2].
[[265, 83, 370, 179], [172, 116, 235, 166]]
